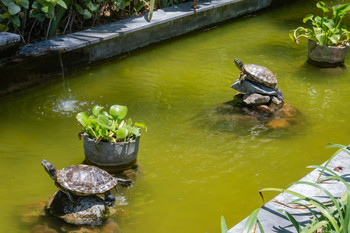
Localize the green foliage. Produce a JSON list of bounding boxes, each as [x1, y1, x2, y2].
[[29, 0, 67, 21], [76, 104, 147, 143], [289, 1, 350, 46], [240, 143, 350, 232], [0, 0, 151, 42], [0, 0, 29, 29]]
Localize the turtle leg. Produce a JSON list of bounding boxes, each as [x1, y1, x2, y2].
[[104, 191, 116, 207], [115, 177, 133, 187], [239, 73, 246, 85]]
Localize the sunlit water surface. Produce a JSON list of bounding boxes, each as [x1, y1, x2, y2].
[[1, 0, 350, 232]]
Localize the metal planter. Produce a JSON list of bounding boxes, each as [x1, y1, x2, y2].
[[83, 135, 140, 172], [307, 39, 349, 68]]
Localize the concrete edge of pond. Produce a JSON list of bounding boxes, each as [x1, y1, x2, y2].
[[0, 0, 292, 96], [228, 148, 350, 232]]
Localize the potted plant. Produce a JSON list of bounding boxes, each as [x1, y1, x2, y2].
[[76, 104, 146, 172], [289, 1, 350, 67]]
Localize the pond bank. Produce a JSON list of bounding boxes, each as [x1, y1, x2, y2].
[[229, 148, 350, 232], [0, 0, 291, 96]]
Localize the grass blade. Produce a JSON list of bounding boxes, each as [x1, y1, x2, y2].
[[221, 216, 228, 233], [243, 208, 261, 233], [278, 209, 301, 232]]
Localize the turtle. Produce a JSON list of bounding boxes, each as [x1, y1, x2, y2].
[[234, 58, 277, 90], [41, 159, 132, 207]]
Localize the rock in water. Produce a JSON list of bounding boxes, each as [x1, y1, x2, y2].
[[46, 191, 114, 225], [231, 79, 284, 100], [243, 93, 271, 106]]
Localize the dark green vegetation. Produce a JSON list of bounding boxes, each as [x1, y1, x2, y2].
[[0, 0, 187, 43], [77, 104, 146, 142], [290, 1, 350, 46]]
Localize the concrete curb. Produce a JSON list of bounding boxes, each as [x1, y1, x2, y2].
[[229, 149, 350, 232], [0, 0, 285, 96]]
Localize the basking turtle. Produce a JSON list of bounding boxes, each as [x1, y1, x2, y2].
[[234, 58, 277, 89], [41, 160, 132, 207]]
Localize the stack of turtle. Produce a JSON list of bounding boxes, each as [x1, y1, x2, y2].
[[230, 59, 298, 129], [41, 160, 133, 226]]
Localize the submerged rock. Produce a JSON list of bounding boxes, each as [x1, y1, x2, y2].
[[46, 191, 114, 226], [266, 118, 290, 129]]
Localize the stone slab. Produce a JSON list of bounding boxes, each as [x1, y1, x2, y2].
[[0, 0, 292, 96], [229, 148, 350, 232], [0, 32, 20, 46]]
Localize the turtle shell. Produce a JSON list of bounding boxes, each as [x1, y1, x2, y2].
[[57, 164, 117, 195], [244, 64, 277, 87]]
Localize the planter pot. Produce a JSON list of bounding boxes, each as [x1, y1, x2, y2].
[[307, 39, 349, 68], [83, 135, 140, 172]]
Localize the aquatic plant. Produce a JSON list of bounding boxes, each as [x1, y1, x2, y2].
[[289, 1, 350, 46], [222, 143, 350, 232], [76, 104, 146, 143]]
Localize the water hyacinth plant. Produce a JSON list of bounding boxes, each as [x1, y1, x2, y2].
[[289, 1, 350, 46], [76, 104, 146, 143]]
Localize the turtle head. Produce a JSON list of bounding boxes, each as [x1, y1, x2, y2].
[[234, 58, 244, 71], [41, 159, 57, 180]]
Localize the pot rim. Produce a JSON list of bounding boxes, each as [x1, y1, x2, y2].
[[82, 132, 140, 144], [308, 39, 349, 48]]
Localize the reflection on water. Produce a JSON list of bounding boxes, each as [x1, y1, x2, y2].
[[1, 0, 350, 232]]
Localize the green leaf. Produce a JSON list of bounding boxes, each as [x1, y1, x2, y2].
[[10, 14, 20, 27], [117, 126, 128, 139], [148, 0, 154, 22], [303, 14, 314, 23], [92, 105, 104, 117], [0, 23, 9, 31], [82, 9, 92, 19], [19, 0, 29, 9], [37, 12, 45, 21], [132, 127, 140, 137], [278, 210, 301, 232], [329, 34, 340, 44], [334, 4, 350, 17], [134, 121, 147, 130], [74, 4, 84, 14], [8, 2, 21, 15], [1, 0, 10, 7], [56, 0, 67, 8], [76, 112, 90, 127], [2, 12, 10, 19], [87, 1, 98, 12], [323, 19, 335, 29], [96, 114, 113, 130], [31, 1, 39, 9], [221, 216, 228, 233], [110, 105, 128, 120], [243, 208, 261, 233], [41, 5, 48, 13], [315, 33, 327, 45], [316, 1, 328, 13]]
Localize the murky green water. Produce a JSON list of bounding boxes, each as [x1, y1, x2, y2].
[[1, 0, 350, 232]]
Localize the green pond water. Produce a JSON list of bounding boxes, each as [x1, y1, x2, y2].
[[2, 0, 350, 232]]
